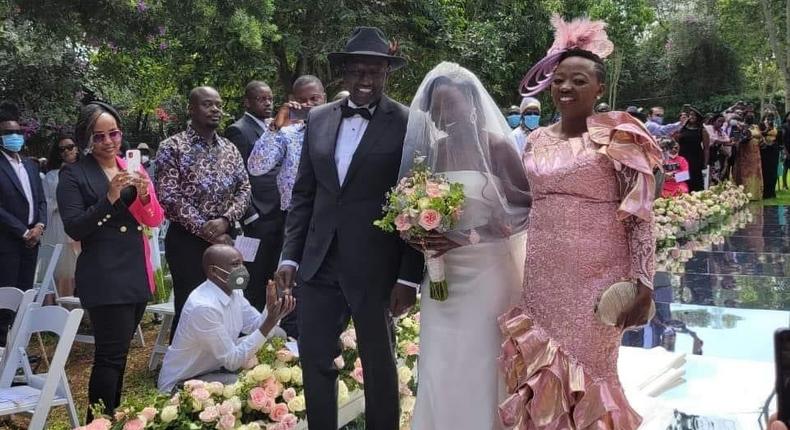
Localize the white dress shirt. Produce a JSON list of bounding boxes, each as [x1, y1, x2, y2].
[[158, 280, 272, 392], [2, 151, 35, 225], [281, 101, 419, 289]]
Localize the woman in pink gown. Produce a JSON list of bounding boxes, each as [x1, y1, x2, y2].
[[498, 16, 662, 430]]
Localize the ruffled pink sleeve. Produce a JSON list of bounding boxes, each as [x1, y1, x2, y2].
[[588, 112, 661, 289]]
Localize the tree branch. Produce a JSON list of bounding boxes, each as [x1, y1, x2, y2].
[[760, 0, 786, 73]]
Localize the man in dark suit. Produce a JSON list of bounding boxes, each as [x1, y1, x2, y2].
[[0, 101, 46, 344], [274, 27, 424, 430], [225, 81, 284, 311]]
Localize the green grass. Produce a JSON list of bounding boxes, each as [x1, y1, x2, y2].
[[764, 187, 790, 206]]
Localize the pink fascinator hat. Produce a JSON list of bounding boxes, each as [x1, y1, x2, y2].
[[519, 15, 614, 97]]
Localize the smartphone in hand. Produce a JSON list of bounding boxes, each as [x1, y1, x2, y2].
[[126, 149, 141, 173], [288, 106, 310, 122], [775, 328, 790, 425]]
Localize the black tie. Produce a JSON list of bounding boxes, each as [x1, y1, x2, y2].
[[340, 104, 373, 120]]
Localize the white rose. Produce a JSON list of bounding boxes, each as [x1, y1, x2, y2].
[[397, 366, 413, 385], [274, 367, 292, 383], [249, 364, 273, 382], [160, 405, 179, 423], [290, 366, 303, 385], [401, 395, 416, 413], [222, 383, 238, 399], [287, 395, 306, 412]]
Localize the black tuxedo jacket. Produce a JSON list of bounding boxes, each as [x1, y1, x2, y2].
[[282, 96, 424, 307], [225, 114, 282, 219], [0, 153, 46, 250]]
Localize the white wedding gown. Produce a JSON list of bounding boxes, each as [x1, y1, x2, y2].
[[412, 171, 526, 430]]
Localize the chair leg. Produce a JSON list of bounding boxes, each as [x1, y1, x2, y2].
[[148, 314, 172, 371], [61, 374, 80, 428], [35, 333, 50, 368], [135, 325, 146, 347]]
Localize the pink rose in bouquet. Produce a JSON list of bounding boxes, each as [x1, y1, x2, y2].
[[418, 209, 441, 230], [280, 413, 298, 430], [123, 418, 146, 430], [191, 387, 211, 402], [82, 417, 112, 430], [198, 405, 219, 422], [404, 342, 419, 356], [282, 387, 297, 402], [394, 214, 412, 231], [269, 403, 290, 422], [351, 366, 365, 384], [334, 355, 346, 369], [275, 349, 296, 363], [263, 377, 283, 398], [425, 181, 443, 198], [140, 407, 157, 422], [218, 413, 236, 430], [249, 387, 272, 411]]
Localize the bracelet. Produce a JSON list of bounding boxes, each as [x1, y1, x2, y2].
[[139, 192, 150, 199]]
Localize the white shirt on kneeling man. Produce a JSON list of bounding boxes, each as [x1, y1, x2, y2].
[[158, 245, 295, 393]]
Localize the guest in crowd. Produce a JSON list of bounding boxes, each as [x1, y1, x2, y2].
[[760, 111, 781, 199], [43, 134, 80, 297], [224, 81, 281, 311], [646, 106, 683, 137], [332, 90, 350, 102], [782, 112, 790, 190], [626, 105, 646, 122], [158, 244, 294, 393], [705, 114, 731, 183], [511, 96, 541, 156], [248, 75, 327, 212], [155, 87, 251, 336], [734, 110, 764, 200], [505, 105, 521, 129], [595, 102, 611, 113], [0, 101, 46, 345], [677, 106, 710, 191], [661, 139, 691, 197], [57, 101, 164, 419]]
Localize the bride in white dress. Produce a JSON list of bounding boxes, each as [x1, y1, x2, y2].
[[400, 62, 532, 430]]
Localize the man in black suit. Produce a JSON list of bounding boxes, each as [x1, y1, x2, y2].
[[0, 101, 46, 344], [274, 27, 424, 430], [225, 81, 284, 311]]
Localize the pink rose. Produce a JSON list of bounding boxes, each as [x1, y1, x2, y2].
[[249, 387, 271, 411], [276, 349, 295, 363], [354, 357, 362, 368], [191, 387, 210, 402], [280, 413, 298, 430], [333, 355, 345, 369], [402, 186, 415, 196], [351, 366, 364, 384], [184, 380, 204, 391], [113, 410, 127, 421], [282, 387, 297, 402], [425, 181, 442, 198], [340, 329, 357, 349], [394, 214, 412, 232], [198, 405, 219, 422], [86, 417, 112, 430], [405, 342, 419, 356], [123, 418, 146, 430], [218, 413, 236, 430], [418, 209, 441, 231], [263, 377, 283, 398], [269, 403, 290, 422], [217, 401, 234, 416], [413, 312, 420, 323], [140, 406, 157, 422]]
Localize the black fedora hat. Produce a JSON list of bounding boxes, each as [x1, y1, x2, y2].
[[328, 27, 406, 70]]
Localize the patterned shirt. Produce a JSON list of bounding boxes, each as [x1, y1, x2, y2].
[[155, 126, 251, 238], [247, 123, 305, 211]]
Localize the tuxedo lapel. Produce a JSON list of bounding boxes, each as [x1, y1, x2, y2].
[[0, 154, 25, 197], [243, 114, 264, 139], [341, 96, 393, 189], [324, 103, 343, 192]]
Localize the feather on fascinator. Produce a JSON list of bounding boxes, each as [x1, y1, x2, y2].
[[519, 15, 614, 97]]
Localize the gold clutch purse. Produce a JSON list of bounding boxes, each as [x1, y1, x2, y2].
[[594, 281, 656, 328]]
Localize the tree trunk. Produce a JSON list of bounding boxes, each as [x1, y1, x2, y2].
[[273, 41, 295, 97], [608, 50, 623, 108], [759, 0, 790, 113]]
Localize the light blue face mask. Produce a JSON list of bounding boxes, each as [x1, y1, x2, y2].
[[1, 133, 24, 152], [651, 116, 664, 125], [506, 114, 521, 129], [523, 114, 540, 130]]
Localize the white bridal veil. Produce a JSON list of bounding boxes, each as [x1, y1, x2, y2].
[[399, 62, 531, 244]]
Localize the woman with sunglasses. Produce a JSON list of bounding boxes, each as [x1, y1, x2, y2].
[[42, 134, 80, 297], [57, 101, 164, 420]]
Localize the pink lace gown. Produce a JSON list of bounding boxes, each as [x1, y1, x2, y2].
[[498, 112, 661, 430]]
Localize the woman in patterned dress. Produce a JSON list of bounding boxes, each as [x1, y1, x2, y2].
[[498, 16, 662, 429]]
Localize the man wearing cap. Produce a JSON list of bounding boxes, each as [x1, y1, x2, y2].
[[511, 97, 541, 156], [273, 27, 423, 430]]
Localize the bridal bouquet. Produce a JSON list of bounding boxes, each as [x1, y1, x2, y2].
[[374, 158, 465, 300]]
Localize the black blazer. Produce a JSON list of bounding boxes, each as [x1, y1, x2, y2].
[[283, 96, 424, 308], [57, 155, 152, 308], [0, 153, 46, 250], [225, 114, 282, 220]]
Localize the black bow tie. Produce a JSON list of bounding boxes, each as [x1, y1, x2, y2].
[[340, 104, 373, 120]]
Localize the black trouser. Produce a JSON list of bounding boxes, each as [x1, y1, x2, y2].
[[297, 243, 399, 430], [241, 211, 285, 311], [0, 240, 38, 346], [85, 302, 146, 420], [165, 223, 211, 340]]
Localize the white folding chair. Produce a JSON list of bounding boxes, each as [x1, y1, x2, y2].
[[0, 305, 82, 429], [33, 244, 63, 305], [145, 290, 174, 370], [0, 288, 37, 360]]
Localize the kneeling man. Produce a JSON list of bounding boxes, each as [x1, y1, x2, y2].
[[158, 244, 294, 392]]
